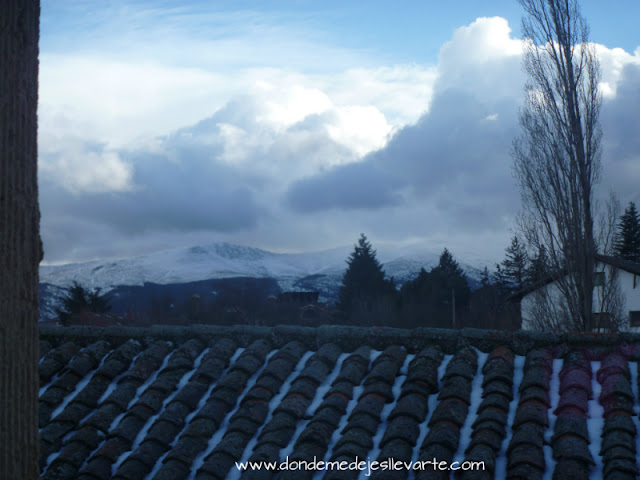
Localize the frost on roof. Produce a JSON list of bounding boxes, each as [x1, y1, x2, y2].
[[36, 325, 640, 480]]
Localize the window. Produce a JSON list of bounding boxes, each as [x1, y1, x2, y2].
[[593, 271, 605, 287], [630, 311, 640, 327]]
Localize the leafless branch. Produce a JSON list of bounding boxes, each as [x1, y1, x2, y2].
[[514, 0, 606, 332]]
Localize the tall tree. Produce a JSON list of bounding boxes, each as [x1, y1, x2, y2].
[[614, 202, 640, 263], [399, 249, 469, 328], [402, 250, 469, 307], [338, 234, 396, 319], [399, 268, 432, 308], [526, 244, 550, 285], [57, 282, 112, 325], [502, 236, 529, 292], [432, 248, 470, 307], [513, 0, 602, 332], [480, 267, 491, 288], [0, 1, 41, 478], [492, 263, 512, 299], [469, 265, 520, 330]]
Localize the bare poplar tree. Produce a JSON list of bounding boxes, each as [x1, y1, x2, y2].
[[0, 1, 41, 478], [593, 194, 626, 331], [525, 194, 627, 332], [514, 0, 602, 332]]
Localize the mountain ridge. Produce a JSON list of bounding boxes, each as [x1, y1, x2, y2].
[[40, 241, 489, 292], [39, 241, 492, 321]]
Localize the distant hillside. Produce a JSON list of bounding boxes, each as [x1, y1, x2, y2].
[[39, 241, 488, 321]]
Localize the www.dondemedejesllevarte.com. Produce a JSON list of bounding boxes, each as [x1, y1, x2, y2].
[[235, 457, 486, 476]]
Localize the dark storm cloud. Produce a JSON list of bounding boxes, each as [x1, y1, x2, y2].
[[41, 145, 262, 236], [283, 33, 638, 236], [37, 14, 640, 264], [38, 91, 360, 262], [285, 88, 521, 228], [600, 62, 640, 204], [286, 161, 404, 212]]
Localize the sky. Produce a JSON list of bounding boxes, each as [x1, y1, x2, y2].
[[39, 0, 640, 266]]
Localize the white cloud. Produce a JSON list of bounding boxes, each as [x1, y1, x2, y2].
[[436, 17, 524, 99], [38, 13, 640, 264], [284, 15, 640, 251], [321, 66, 438, 126], [440, 16, 522, 64], [39, 54, 432, 190], [326, 105, 392, 157], [40, 139, 133, 194], [254, 83, 333, 128], [595, 45, 640, 98], [39, 54, 228, 147]]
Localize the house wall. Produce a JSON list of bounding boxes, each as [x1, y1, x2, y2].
[[521, 280, 565, 330], [616, 267, 640, 330], [521, 262, 640, 331]]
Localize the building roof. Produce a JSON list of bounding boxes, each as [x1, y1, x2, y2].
[[509, 254, 640, 302], [38, 324, 640, 480], [597, 254, 640, 277]]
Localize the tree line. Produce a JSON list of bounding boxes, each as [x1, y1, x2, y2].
[[336, 234, 516, 329], [336, 209, 640, 330], [56, 200, 639, 329]]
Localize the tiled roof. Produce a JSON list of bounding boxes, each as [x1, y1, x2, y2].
[[38, 325, 640, 480]]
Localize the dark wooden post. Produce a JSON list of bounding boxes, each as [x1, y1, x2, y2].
[[0, 1, 42, 478]]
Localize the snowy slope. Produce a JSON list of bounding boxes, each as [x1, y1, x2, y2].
[[41, 241, 489, 292], [39, 241, 490, 321], [40, 243, 346, 292]]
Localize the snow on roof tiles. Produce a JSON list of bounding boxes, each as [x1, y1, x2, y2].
[[38, 325, 640, 480]]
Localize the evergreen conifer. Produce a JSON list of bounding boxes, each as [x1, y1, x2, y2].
[[57, 281, 111, 325], [480, 266, 491, 288], [338, 234, 396, 317], [492, 264, 511, 298], [614, 202, 640, 263], [398, 249, 469, 328], [430, 248, 471, 307], [502, 236, 529, 292], [526, 245, 549, 285]]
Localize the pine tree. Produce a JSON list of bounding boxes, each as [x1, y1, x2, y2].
[[88, 287, 110, 312], [480, 266, 491, 288], [431, 248, 470, 307], [614, 202, 640, 263], [57, 281, 112, 325], [400, 268, 433, 305], [470, 266, 507, 328], [338, 234, 395, 317], [526, 245, 549, 285], [491, 264, 509, 297], [502, 236, 529, 292], [398, 249, 469, 328]]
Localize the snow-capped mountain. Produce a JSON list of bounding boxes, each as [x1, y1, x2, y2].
[[39, 242, 492, 321], [40, 241, 489, 293]]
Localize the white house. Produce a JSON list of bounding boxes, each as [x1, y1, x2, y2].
[[516, 255, 640, 332]]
